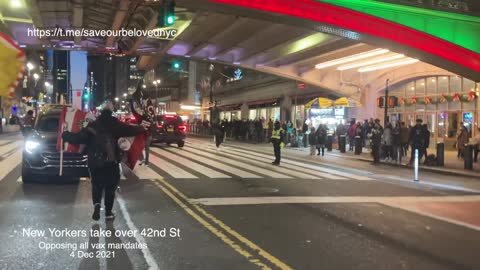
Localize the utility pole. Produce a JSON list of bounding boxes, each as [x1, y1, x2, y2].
[[384, 79, 389, 127]]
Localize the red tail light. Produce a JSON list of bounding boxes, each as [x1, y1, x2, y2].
[[178, 125, 187, 132], [157, 124, 164, 129]]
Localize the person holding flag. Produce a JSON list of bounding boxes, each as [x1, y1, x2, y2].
[[62, 101, 149, 221]]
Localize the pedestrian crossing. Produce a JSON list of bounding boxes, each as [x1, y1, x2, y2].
[[144, 140, 372, 181], [0, 138, 371, 183]]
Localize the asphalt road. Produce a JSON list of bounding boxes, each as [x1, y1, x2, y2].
[[1, 133, 480, 270]]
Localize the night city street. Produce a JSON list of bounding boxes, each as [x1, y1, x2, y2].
[[1, 0, 480, 269], [0, 133, 480, 269]]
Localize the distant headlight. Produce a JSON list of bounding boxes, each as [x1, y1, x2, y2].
[[25, 140, 40, 154]]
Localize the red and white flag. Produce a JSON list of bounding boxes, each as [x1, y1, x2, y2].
[[56, 106, 95, 152], [125, 133, 147, 170]]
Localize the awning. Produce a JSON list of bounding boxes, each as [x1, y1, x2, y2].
[[305, 97, 361, 109], [247, 98, 278, 107]]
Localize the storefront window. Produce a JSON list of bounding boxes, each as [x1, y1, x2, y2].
[[446, 112, 459, 138], [426, 77, 436, 95], [270, 107, 280, 122], [438, 76, 449, 93], [426, 113, 435, 146], [249, 109, 257, 120], [438, 112, 446, 138], [259, 108, 267, 121], [406, 81, 415, 97], [450, 76, 462, 93], [463, 78, 476, 92], [415, 78, 426, 96]]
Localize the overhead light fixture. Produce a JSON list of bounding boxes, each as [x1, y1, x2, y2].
[[315, 48, 389, 69], [337, 54, 404, 71], [180, 105, 201, 110], [358, 58, 419, 72], [233, 61, 241, 65], [26, 62, 34, 70], [10, 0, 23, 8]]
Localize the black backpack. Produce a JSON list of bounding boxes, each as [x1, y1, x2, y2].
[[87, 125, 118, 168]]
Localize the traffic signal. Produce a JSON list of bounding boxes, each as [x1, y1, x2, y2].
[[83, 91, 90, 99], [157, 0, 176, 27], [388, 96, 398, 107], [376, 97, 384, 108], [171, 61, 181, 70]]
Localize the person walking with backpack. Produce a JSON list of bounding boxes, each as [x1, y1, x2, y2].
[[62, 101, 148, 221]]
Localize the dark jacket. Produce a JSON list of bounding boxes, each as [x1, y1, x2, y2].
[[316, 127, 327, 146], [308, 130, 317, 145], [409, 124, 426, 149], [62, 111, 146, 169]]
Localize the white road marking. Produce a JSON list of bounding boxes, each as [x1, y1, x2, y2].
[[199, 144, 345, 180], [180, 146, 293, 179], [0, 151, 21, 181], [190, 195, 480, 206], [149, 153, 197, 179], [151, 148, 230, 178], [133, 164, 164, 180], [215, 145, 373, 180], [116, 194, 160, 270], [164, 147, 264, 178]]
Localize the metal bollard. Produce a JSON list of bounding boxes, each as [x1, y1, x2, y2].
[[464, 144, 474, 170], [340, 135, 346, 153], [355, 136, 362, 155], [436, 142, 444, 167], [414, 149, 419, 182], [326, 135, 333, 152]]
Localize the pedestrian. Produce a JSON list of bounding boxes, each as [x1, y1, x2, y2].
[[471, 128, 480, 162], [316, 124, 327, 156], [270, 121, 285, 165], [400, 121, 410, 157], [62, 101, 148, 221], [408, 119, 427, 165], [140, 99, 155, 165], [308, 126, 317, 155], [383, 122, 393, 161], [456, 124, 469, 159], [213, 119, 226, 148], [370, 119, 383, 164], [347, 120, 357, 151]]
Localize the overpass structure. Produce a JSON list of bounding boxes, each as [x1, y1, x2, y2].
[[1, 0, 479, 115]]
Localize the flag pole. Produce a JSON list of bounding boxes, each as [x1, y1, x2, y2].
[[59, 122, 67, 176]]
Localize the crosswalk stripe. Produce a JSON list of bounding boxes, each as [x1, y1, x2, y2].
[[151, 148, 230, 178], [0, 150, 21, 181], [133, 163, 164, 179], [149, 152, 197, 179], [171, 147, 291, 179], [211, 144, 372, 180], [198, 144, 346, 180], [163, 147, 263, 178], [189, 145, 323, 179]]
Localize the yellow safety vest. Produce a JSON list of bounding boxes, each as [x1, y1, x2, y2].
[[271, 128, 283, 139]]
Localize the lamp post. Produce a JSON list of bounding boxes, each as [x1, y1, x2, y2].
[[384, 79, 389, 127]]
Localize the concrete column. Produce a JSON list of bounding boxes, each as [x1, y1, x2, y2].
[[241, 102, 249, 120], [281, 95, 292, 123], [186, 61, 197, 105]]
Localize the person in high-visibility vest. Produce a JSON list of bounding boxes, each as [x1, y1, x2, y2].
[[270, 121, 285, 165]]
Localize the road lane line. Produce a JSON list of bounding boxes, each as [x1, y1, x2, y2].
[[199, 144, 348, 180], [149, 153, 197, 179], [133, 163, 164, 180], [154, 178, 293, 270], [164, 147, 265, 179], [216, 145, 373, 180], [190, 195, 480, 205], [116, 194, 160, 270], [179, 147, 292, 179], [0, 151, 21, 181], [151, 148, 230, 178]]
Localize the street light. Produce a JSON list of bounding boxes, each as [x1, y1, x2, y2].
[[153, 81, 157, 86], [33, 73, 39, 80], [44, 81, 50, 87], [26, 62, 34, 70], [123, 93, 127, 97], [156, 79, 161, 84], [142, 84, 146, 89], [114, 97, 119, 102]]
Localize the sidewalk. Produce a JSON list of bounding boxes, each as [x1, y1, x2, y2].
[[288, 146, 480, 178], [187, 133, 479, 178]]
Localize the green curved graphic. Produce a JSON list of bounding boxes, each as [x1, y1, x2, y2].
[[316, 0, 480, 54]]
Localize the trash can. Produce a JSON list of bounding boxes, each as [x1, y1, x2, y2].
[[464, 144, 474, 170], [339, 135, 346, 153], [326, 135, 333, 152], [355, 136, 362, 155], [436, 142, 444, 167]]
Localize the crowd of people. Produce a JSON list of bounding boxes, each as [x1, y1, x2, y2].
[[189, 117, 480, 166]]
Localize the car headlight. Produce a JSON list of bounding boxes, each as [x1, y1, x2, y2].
[[25, 140, 40, 154]]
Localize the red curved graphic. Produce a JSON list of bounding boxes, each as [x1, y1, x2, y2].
[[209, 0, 480, 72]]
